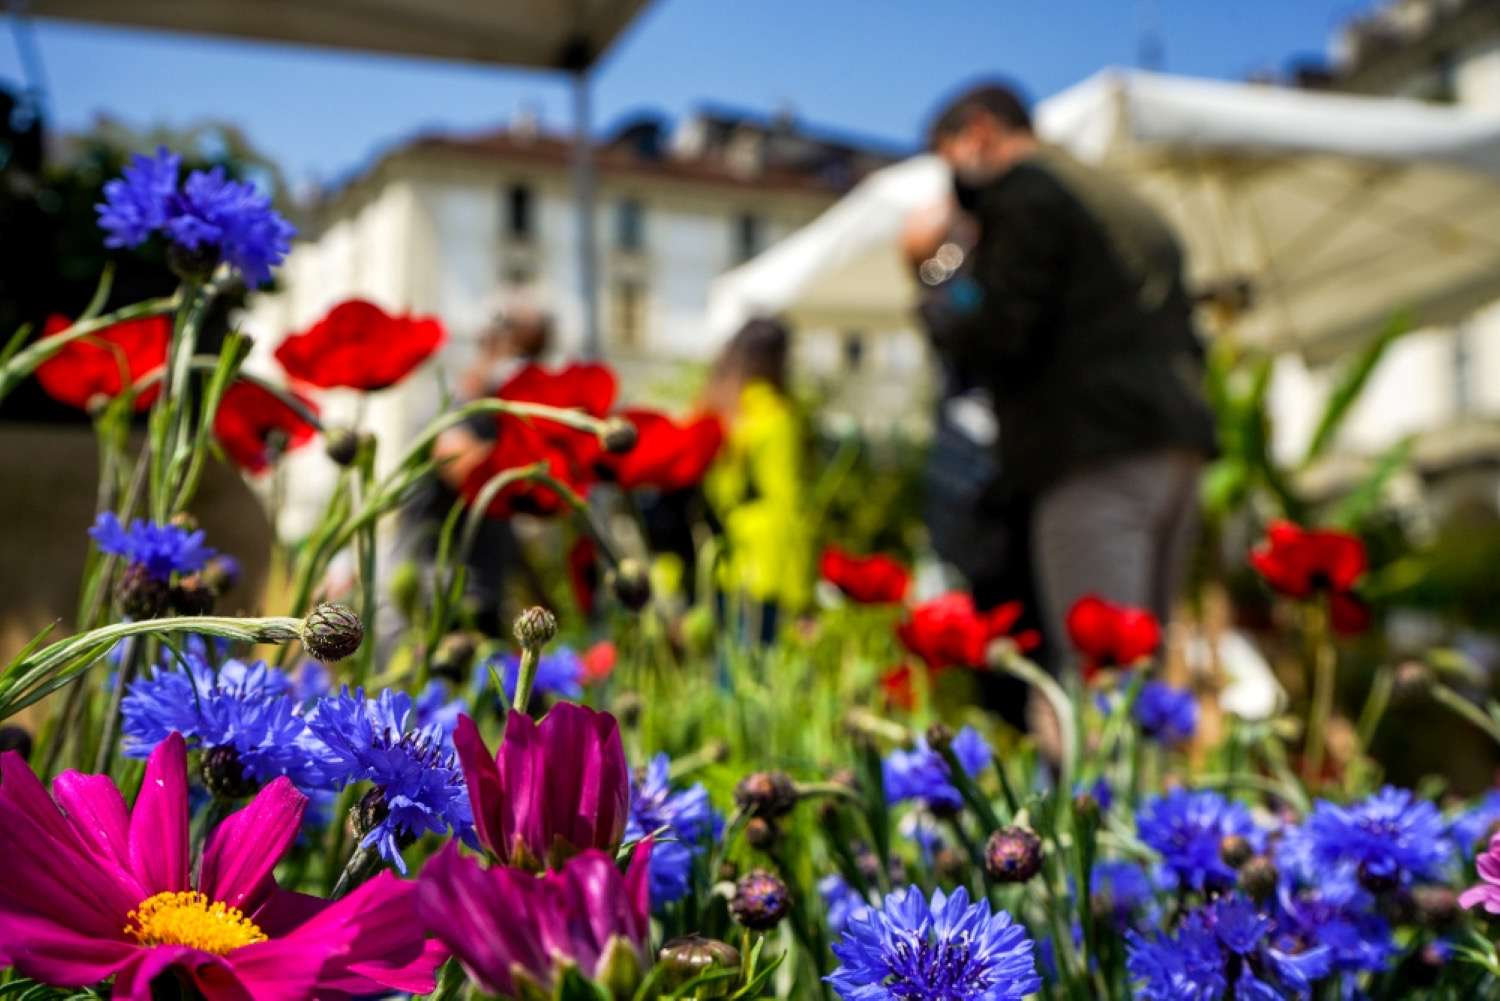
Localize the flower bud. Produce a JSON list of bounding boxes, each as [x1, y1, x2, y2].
[[201, 555, 240, 596], [734, 771, 799, 820], [730, 870, 790, 931], [594, 934, 645, 998], [0, 725, 34, 761], [1219, 834, 1254, 870], [431, 631, 478, 684], [199, 745, 257, 799], [745, 817, 778, 849], [117, 563, 170, 619], [168, 512, 199, 533], [659, 935, 740, 996], [1073, 790, 1101, 825], [302, 602, 363, 662], [934, 846, 969, 882], [1413, 885, 1459, 930], [610, 558, 652, 611], [984, 826, 1043, 883], [717, 860, 740, 883], [1393, 660, 1433, 701], [170, 573, 216, 616], [1238, 855, 1280, 902], [167, 241, 221, 282], [324, 427, 362, 467], [600, 416, 638, 455], [924, 722, 954, 754], [513, 606, 558, 649]]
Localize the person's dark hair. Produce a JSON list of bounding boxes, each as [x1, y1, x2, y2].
[[704, 317, 791, 413], [927, 81, 1033, 148]]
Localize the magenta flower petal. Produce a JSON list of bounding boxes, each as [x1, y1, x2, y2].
[[52, 770, 136, 877], [529, 703, 629, 858], [454, 714, 503, 857], [199, 777, 307, 912], [290, 873, 442, 996], [128, 731, 191, 894], [0, 911, 137, 986], [108, 945, 256, 1001]]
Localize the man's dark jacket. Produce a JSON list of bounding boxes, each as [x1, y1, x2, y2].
[[939, 147, 1217, 495]]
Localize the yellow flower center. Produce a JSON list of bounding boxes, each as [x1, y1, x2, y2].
[[124, 891, 267, 955]]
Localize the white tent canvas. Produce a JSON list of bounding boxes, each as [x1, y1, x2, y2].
[[709, 69, 1500, 359]]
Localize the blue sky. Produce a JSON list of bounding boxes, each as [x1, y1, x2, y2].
[[1, 0, 1379, 188]]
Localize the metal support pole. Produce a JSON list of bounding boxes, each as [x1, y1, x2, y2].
[[571, 69, 601, 360]]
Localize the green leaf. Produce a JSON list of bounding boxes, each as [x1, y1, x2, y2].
[[664, 968, 738, 1000], [730, 949, 786, 999], [80, 262, 116, 321], [1301, 311, 1412, 467]]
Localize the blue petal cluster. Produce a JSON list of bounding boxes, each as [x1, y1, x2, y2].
[[819, 874, 873, 936], [1136, 788, 1261, 891], [1302, 786, 1451, 884], [1449, 790, 1500, 858], [305, 687, 473, 870], [412, 679, 467, 741], [826, 885, 1041, 1001], [1133, 681, 1197, 744], [96, 147, 294, 286], [883, 725, 990, 813], [90, 511, 214, 581], [1128, 896, 1331, 1001], [625, 752, 723, 907], [1090, 859, 1156, 926], [121, 653, 330, 790]]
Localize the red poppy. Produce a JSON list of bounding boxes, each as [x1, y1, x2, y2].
[[581, 641, 617, 683], [599, 409, 724, 492], [897, 592, 1039, 671], [1066, 595, 1161, 680], [274, 299, 445, 391], [34, 313, 169, 411], [820, 546, 910, 604], [213, 380, 319, 474], [463, 363, 617, 518], [880, 664, 917, 711], [568, 536, 600, 616], [1327, 591, 1372, 636], [1250, 521, 1366, 598]]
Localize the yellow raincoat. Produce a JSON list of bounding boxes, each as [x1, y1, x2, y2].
[[704, 381, 812, 612]]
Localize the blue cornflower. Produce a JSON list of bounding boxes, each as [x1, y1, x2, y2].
[[1448, 790, 1500, 858], [1272, 822, 1398, 976], [1090, 859, 1156, 926], [826, 884, 1040, 1001], [290, 660, 333, 704], [626, 752, 723, 907], [121, 654, 330, 792], [305, 687, 473, 870], [1128, 896, 1331, 1001], [819, 874, 873, 936], [413, 679, 467, 740], [90, 511, 214, 581], [96, 147, 294, 286], [1137, 788, 1261, 891], [1133, 681, 1197, 744], [1303, 786, 1451, 885], [883, 725, 990, 813], [482, 649, 585, 704]]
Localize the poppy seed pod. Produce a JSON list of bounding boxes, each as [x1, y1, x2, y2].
[[117, 562, 170, 620], [730, 870, 790, 931], [984, 826, 1043, 884], [734, 771, 799, 820], [600, 416, 639, 455], [324, 427, 362, 467], [198, 745, 257, 799], [302, 602, 363, 662], [513, 606, 558, 649]]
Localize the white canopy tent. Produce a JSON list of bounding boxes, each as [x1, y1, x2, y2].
[[24, 0, 655, 359], [709, 69, 1500, 359]]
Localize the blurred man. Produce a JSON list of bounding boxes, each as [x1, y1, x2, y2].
[[926, 81, 1216, 672]]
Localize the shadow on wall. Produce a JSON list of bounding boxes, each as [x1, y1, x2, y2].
[[0, 424, 274, 662]]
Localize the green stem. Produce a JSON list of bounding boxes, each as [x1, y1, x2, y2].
[[513, 646, 540, 716], [0, 294, 180, 404], [1432, 683, 1500, 747], [1301, 604, 1337, 787]]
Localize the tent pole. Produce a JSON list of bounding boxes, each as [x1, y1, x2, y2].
[[571, 68, 601, 360]]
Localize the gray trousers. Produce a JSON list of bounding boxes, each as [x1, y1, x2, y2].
[[1032, 448, 1202, 673]]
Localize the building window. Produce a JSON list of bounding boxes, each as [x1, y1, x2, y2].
[[1454, 325, 1473, 416], [505, 183, 533, 240], [616, 198, 644, 252], [612, 278, 647, 348], [733, 212, 763, 264], [843, 330, 865, 371]]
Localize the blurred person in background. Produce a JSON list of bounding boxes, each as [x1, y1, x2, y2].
[[925, 81, 1216, 674], [702, 317, 811, 645], [389, 307, 552, 640]]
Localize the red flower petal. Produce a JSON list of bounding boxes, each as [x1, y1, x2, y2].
[[213, 381, 319, 474], [600, 409, 724, 492], [819, 546, 911, 604], [35, 313, 169, 412], [275, 299, 445, 391]]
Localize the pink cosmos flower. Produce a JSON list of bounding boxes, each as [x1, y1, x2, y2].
[[416, 838, 653, 997], [453, 702, 630, 871], [1460, 831, 1500, 914], [0, 732, 442, 1000]]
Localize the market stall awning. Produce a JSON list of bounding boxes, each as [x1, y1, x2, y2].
[[710, 69, 1500, 358], [29, 0, 650, 69]]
